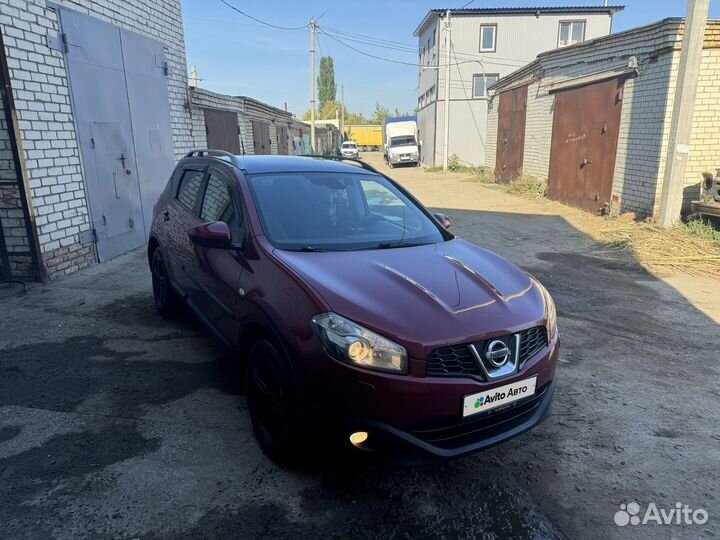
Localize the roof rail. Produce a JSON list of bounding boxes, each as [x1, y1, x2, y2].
[[304, 154, 381, 174], [184, 149, 242, 168]]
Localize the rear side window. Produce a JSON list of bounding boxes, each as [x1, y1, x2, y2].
[[200, 170, 244, 244], [176, 169, 204, 213]]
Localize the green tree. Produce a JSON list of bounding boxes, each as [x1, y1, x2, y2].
[[370, 102, 391, 125], [317, 56, 337, 111]]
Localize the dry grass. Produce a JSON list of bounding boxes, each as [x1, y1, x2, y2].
[[589, 215, 720, 276], [482, 176, 720, 276], [421, 164, 720, 276]]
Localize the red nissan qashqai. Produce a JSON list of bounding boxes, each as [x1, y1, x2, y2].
[[149, 150, 559, 463]]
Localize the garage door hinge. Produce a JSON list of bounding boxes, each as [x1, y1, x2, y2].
[[78, 228, 96, 245], [46, 32, 68, 53], [90, 137, 95, 149], [163, 60, 169, 76]]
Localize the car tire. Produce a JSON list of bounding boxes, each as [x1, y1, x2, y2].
[[247, 340, 301, 463], [151, 248, 181, 318]]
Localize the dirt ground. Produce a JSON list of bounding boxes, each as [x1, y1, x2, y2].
[[1, 152, 718, 540]]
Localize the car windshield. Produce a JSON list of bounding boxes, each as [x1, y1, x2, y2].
[[246, 172, 445, 251], [390, 136, 416, 147], [342, 143, 357, 148]]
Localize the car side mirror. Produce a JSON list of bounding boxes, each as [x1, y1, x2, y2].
[[188, 221, 233, 249], [433, 212, 452, 229]]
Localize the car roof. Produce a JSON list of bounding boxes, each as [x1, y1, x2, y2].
[[184, 155, 376, 176]]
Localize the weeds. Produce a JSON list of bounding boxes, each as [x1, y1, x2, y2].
[[683, 218, 720, 241], [502, 176, 546, 198]]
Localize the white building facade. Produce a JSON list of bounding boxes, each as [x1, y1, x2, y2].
[[414, 6, 623, 167]]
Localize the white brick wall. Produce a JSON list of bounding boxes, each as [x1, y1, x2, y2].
[[683, 46, 720, 207], [0, 0, 192, 279], [0, 102, 33, 278], [485, 98, 498, 171], [487, 19, 720, 218], [189, 87, 312, 156]]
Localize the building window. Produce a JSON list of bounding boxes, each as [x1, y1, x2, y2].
[[479, 24, 496, 52], [558, 21, 586, 47], [472, 74, 499, 98]]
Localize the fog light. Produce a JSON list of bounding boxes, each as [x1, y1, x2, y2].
[[349, 431, 368, 446]]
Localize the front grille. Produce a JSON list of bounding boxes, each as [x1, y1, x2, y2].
[[518, 326, 547, 367], [426, 344, 478, 376], [426, 326, 548, 379], [409, 383, 551, 449]]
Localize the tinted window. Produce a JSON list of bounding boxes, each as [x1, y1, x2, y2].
[[177, 169, 204, 213], [200, 171, 243, 243], [247, 172, 445, 251]]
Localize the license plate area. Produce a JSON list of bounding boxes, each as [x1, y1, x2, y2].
[[462, 376, 537, 417]]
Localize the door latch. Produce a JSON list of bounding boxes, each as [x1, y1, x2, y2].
[[581, 158, 592, 167]]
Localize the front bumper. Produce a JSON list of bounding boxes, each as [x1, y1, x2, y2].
[[332, 379, 555, 464], [341, 151, 359, 158], [302, 334, 559, 463], [388, 153, 419, 165]]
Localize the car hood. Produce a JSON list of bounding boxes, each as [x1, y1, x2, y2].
[[274, 239, 546, 356]]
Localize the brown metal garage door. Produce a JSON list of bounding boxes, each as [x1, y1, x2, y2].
[[495, 84, 528, 184], [547, 78, 624, 214], [204, 109, 240, 154], [251, 120, 271, 155], [277, 125, 289, 155]]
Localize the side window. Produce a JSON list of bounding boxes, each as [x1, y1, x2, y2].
[[479, 24, 497, 53], [200, 171, 244, 244], [360, 179, 421, 232], [176, 169, 205, 214], [559, 21, 586, 47]]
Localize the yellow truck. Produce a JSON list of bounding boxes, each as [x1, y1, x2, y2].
[[344, 125, 382, 151]]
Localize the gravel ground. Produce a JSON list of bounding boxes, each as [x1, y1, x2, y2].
[[0, 152, 718, 539]]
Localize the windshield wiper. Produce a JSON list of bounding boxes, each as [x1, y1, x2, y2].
[[292, 246, 328, 252], [372, 241, 426, 250]]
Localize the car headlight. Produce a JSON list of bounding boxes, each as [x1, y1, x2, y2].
[[312, 312, 407, 373], [538, 283, 557, 339]]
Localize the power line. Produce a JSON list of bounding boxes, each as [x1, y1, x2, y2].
[[320, 28, 520, 70], [321, 29, 416, 54], [321, 26, 417, 50], [451, 44, 485, 146], [318, 30, 422, 66], [218, 0, 308, 31]]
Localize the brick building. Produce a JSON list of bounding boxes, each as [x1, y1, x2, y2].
[[189, 86, 340, 157], [0, 0, 192, 282], [485, 18, 720, 217]]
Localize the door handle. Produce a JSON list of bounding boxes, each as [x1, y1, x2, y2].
[[162, 210, 170, 221], [581, 158, 592, 167]]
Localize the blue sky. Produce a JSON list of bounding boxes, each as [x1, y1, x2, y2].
[[182, 0, 720, 117]]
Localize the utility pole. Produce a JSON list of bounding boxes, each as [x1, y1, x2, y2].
[[310, 18, 317, 153], [190, 65, 199, 87], [658, 0, 710, 227], [340, 84, 345, 141], [442, 10, 451, 172]]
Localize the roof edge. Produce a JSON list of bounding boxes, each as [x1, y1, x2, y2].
[[490, 17, 689, 93], [414, 5, 624, 37]]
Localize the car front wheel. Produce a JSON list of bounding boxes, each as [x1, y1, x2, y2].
[[247, 340, 301, 462]]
